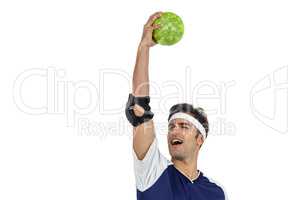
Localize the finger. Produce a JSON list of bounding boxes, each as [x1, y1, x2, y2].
[[151, 11, 163, 17], [145, 14, 161, 28], [148, 11, 163, 21], [153, 24, 161, 30], [150, 12, 163, 22], [144, 25, 154, 32], [145, 11, 163, 26]]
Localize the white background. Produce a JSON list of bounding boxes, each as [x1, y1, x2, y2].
[[0, 0, 299, 199]]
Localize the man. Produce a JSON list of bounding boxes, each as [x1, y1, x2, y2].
[[125, 12, 226, 200]]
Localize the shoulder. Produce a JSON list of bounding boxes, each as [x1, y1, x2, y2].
[[133, 137, 172, 192], [201, 174, 228, 199]]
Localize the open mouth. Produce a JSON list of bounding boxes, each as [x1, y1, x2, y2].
[[171, 139, 184, 146]]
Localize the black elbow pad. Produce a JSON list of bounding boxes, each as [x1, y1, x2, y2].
[[125, 93, 154, 127]]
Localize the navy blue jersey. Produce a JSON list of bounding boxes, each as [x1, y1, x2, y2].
[[133, 138, 226, 200]]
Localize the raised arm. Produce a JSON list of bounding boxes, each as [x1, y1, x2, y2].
[[131, 12, 162, 160]]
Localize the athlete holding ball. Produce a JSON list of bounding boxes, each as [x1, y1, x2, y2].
[[125, 12, 226, 200]]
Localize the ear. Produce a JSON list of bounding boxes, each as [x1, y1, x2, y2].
[[195, 132, 204, 147]]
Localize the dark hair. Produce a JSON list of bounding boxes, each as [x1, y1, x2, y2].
[[168, 103, 209, 137]]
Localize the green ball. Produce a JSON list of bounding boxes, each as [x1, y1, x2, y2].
[[153, 12, 184, 46]]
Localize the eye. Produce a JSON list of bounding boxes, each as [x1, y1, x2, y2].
[[182, 125, 189, 129], [168, 125, 174, 131]]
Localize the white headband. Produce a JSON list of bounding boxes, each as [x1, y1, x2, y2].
[[168, 112, 207, 140]]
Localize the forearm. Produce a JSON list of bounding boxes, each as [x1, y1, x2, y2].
[[132, 43, 150, 97]]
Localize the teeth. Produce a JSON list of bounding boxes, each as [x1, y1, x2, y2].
[[171, 139, 183, 145]]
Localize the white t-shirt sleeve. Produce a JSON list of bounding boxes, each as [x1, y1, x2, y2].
[[132, 137, 170, 192]]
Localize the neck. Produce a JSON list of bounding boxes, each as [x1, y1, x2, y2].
[[172, 158, 199, 180]]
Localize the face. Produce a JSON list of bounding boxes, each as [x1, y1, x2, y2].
[[167, 118, 203, 161]]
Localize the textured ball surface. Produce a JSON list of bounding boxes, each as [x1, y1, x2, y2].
[[153, 12, 184, 45]]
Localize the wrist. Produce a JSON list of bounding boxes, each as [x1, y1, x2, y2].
[[138, 42, 151, 50]]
